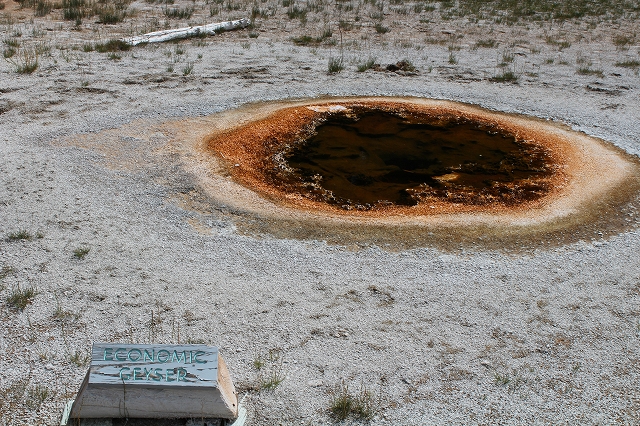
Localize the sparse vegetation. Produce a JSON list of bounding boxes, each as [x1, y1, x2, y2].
[[490, 70, 519, 83], [7, 230, 32, 241], [328, 57, 344, 73], [475, 39, 497, 48], [182, 62, 194, 75], [616, 59, 640, 68], [73, 247, 90, 259], [329, 380, 377, 421], [357, 57, 376, 72], [25, 385, 49, 410], [95, 39, 130, 53], [252, 348, 286, 390], [0, 266, 15, 281], [163, 6, 193, 19], [577, 66, 604, 77], [374, 23, 389, 34], [7, 286, 37, 311], [68, 350, 90, 367]]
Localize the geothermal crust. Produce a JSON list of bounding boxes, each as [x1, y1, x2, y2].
[[194, 97, 639, 233]]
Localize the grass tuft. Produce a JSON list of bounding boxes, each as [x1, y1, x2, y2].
[[95, 39, 130, 53], [327, 57, 344, 73], [615, 59, 640, 68], [330, 380, 377, 420], [73, 247, 90, 259], [7, 230, 32, 241], [357, 57, 376, 72], [7, 286, 37, 311], [374, 23, 389, 34], [490, 71, 519, 83], [577, 66, 604, 77]]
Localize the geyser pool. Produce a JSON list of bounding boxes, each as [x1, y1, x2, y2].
[[281, 108, 553, 209], [197, 97, 639, 248]]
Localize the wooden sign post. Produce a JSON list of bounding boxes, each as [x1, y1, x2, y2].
[[66, 344, 238, 420]]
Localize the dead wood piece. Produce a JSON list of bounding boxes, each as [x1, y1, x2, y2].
[[122, 18, 249, 46]]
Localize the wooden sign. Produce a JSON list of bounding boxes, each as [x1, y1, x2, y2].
[[68, 344, 237, 420]]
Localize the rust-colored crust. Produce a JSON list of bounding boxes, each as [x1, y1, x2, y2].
[[202, 97, 633, 227]]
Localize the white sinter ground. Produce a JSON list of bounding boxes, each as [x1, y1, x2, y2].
[[1, 1, 640, 424]]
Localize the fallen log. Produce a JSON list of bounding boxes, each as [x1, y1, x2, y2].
[[122, 18, 250, 46]]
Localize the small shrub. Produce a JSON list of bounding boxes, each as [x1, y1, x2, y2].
[[7, 286, 37, 311], [25, 385, 49, 410], [68, 350, 90, 367], [494, 372, 511, 386], [387, 59, 415, 72], [615, 59, 640, 68], [254, 348, 285, 390], [613, 35, 633, 48], [330, 381, 377, 420], [4, 38, 20, 48], [475, 39, 496, 48], [82, 43, 94, 52], [182, 62, 194, 76], [357, 57, 376, 72], [164, 6, 193, 19], [95, 39, 130, 53], [62, 0, 85, 21], [3, 47, 16, 58], [330, 382, 352, 420], [98, 7, 126, 24], [73, 247, 90, 259], [374, 23, 389, 34], [107, 52, 121, 60], [577, 66, 604, 78], [0, 2, 5, 10], [490, 71, 519, 83], [448, 52, 457, 64], [7, 230, 32, 241], [327, 57, 344, 73], [35, 0, 52, 16], [286, 5, 307, 21]]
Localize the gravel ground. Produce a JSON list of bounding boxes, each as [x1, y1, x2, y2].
[[1, 1, 640, 425]]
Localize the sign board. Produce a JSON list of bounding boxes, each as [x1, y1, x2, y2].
[[68, 344, 237, 420]]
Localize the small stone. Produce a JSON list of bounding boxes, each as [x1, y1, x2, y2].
[[45, 363, 54, 370], [307, 379, 323, 387]]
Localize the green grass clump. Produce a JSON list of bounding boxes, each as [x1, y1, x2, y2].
[[7, 230, 32, 241], [7, 286, 37, 311], [475, 39, 496, 48], [73, 247, 90, 259], [97, 7, 127, 24], [328, 57, 344, 73], [163, 6, 193, 19], [615, 59, 640, 68], [577, 66, 604, 77], [330, 381, 377, 420], [3, 47, 16, 58], [357, 57, 376, 72], [95, 39, 130, 53], [490, 71, 519, 83], [374, 23, 389, 34]]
